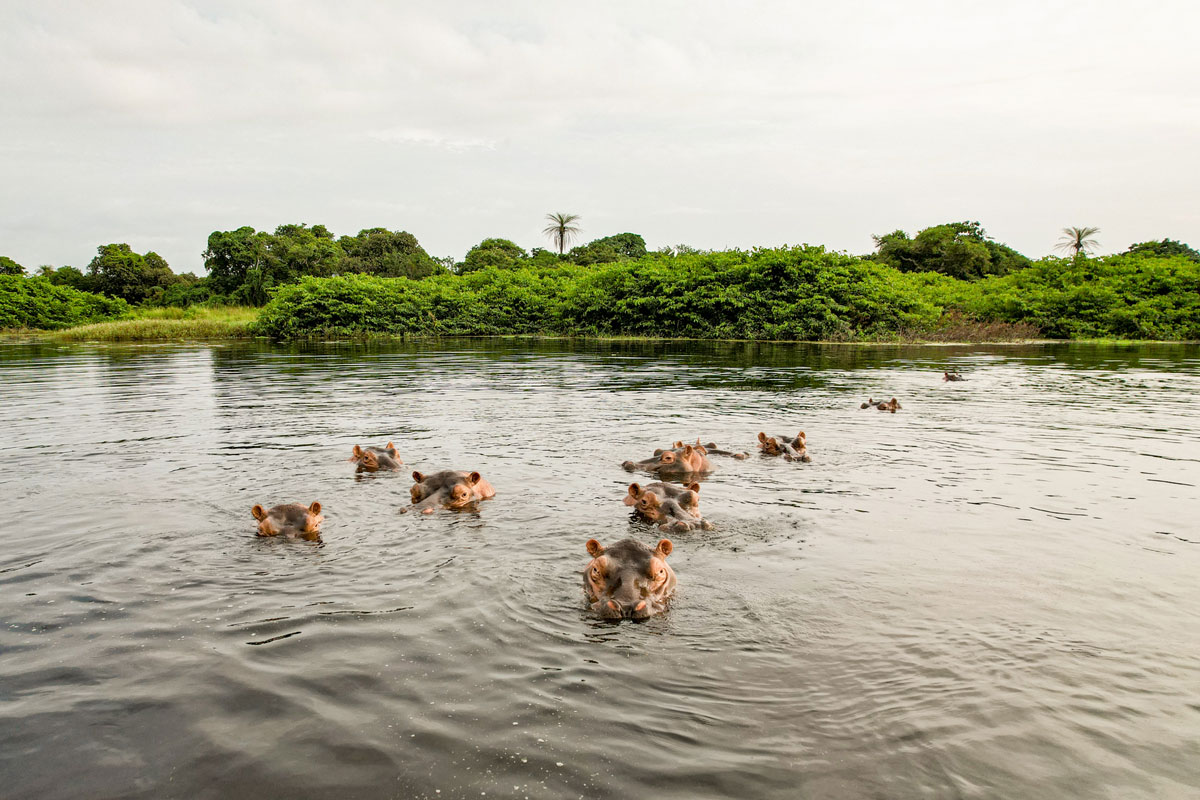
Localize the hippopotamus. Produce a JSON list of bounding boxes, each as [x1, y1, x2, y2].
[[943, 371, 966, 382], [757, 431, 812, 462], [251, 502, 324, 541], [624, 482, 712, 532], [622, 444, 712, 479], [674, 439, 749, 460], [583, 538, 677, 620], [403, 470, 496, 514], [860, 397, 901, 413], [350, 443, 403, 472]]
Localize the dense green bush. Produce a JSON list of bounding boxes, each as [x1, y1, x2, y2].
[[0, 276, 129, 329], [252, 246, 1200, 341], [953, 254, 1200, 339]]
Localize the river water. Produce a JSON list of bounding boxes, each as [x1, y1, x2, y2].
[[1, 339, 1198, 799]]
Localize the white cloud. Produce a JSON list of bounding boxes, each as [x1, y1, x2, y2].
[[1, 0, 1197, 271]]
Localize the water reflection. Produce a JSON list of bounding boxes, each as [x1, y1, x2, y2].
[[1, 339, 1198, 799]]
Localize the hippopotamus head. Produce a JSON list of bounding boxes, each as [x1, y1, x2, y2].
[[623, 481, 701, 507], [623, 444, 711, 477], [406, 470, 496, 513], [584, 538, 676, 620], [251, 502, 323, 540], [861, 398, 901, 412], [351, 444, 403, 472]]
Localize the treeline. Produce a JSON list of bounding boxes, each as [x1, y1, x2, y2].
[[2, 221, 1198, 338]]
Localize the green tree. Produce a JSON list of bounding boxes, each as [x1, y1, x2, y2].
[[41, 265, 94, 292], [0, 256, 24, 276], [1124, 238, 1199, 262], [1056, 226, 1101, 257], [203, 226, 273, 295], [338, 228, 443, 278], [543, 213, 582, 255], [568, 233, 647, 265], [203, 223, 345, 304], [460, 238, 527, 273], [87, 243, 179, 303], [872, 221, 1029, 279]]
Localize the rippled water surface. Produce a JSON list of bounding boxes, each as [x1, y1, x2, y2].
[[2, 339, 1199, 799]]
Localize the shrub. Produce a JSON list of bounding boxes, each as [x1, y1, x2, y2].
[[0, 276, 129, 329]]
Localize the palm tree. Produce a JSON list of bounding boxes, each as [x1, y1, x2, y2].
[[1056, 226, 1101, 256], [543, 213, 582, 255]]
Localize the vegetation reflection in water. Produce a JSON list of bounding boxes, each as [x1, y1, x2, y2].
[[0, 339, 1198, 800]]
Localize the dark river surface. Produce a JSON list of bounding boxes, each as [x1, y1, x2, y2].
[[1, 339, 1198, 800]]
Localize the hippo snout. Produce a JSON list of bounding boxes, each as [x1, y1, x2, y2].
[[599, 597, 653, 620]]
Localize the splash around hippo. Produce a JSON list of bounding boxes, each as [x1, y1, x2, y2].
[[251, 502, 324, 541], [403, 470, 496, 513], [583, 538, 677, 620]]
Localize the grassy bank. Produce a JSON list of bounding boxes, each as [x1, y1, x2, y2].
[[45, 306, 258, 341]]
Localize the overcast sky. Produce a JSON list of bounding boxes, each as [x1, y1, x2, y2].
[[1, 1, 1196, 273]]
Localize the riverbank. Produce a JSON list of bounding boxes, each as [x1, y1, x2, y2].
[[37, 306, 257, 341]]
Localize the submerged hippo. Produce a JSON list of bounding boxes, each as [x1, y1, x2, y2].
[[251, 501, 324, 541], [625, 482, 712, 532], [622, 444, 712, 479], [584, 538, 677, 620], [943, 371, 966, 382], [860, 397, 902, 413], [757, 431, 812, 463], [350, 442, 403, 472], [403, 470, 496, 514], [674, 439, 749, 460]]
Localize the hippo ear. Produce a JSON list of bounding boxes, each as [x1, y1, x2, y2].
[[585, 539, 604, 557], [694, 444, 708, 455], [353, 445, 363, 457], [797, 431, 806, 441], [627, 483, 642, 499], [412, 471, 425, 483], [655, 539, 674, 558], [308, 501, 322, 515], [683, 445, 694, 456], [673, 440, 683, 448], [467, 471, 481, 485], [385, 441, 395, 451], [251, 504, 267, 520], [688, 482, 700, 494], [758, 432, 768, 443]]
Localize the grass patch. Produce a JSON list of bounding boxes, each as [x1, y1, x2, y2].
[[46, 306, 259, 341]]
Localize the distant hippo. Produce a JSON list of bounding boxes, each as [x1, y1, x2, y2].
[[674, 439, 749, 460], [251, 502, 324, 541], [584, 538, 677, 620], [860, 397, 901, 413], [622, 443, 712, 478], [625, 482, 712, 532], [943, 371, 966, 382], [403, 470, 496, 514], [350, 442, 403, 472], [757, 431, 812, 463]]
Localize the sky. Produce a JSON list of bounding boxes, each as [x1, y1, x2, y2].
[[1, 0, 1197, 274]]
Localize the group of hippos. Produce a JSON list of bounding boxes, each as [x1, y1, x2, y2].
[[250, 371, 965, 621]]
